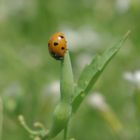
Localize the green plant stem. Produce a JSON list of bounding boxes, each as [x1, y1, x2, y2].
[[60, 51, 73, 140], [60, 51, 74, 103], [0, 97, 3, 140], [64, 125, 68, 140], [43, 51, 73, 140], [18, 115, 40, 136]]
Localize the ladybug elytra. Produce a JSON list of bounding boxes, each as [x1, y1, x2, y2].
[[48, 32, 67, 60]]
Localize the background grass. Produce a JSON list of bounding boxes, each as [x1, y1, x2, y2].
[[0, 0, 140, 140]]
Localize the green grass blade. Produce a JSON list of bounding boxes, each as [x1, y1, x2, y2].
[[60, 51, 74, 102], [0, 97, 3, 140], [72, 31, 130, 113]]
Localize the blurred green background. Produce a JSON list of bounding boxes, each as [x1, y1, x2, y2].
[[0, 0, 140, 140]]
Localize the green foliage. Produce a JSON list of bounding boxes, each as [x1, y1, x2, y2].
[[19, 33, 129, 140], [48, 52, 73, 139], [48, 102, 71, 139], [72, 31, 130, 113], [60, 52, 74, 102], [0, 0, 140, 140]]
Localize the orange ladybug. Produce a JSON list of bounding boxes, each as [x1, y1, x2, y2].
[[48, 32, 67, 60]]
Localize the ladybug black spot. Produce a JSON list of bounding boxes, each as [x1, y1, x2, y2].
[[61, 47, 65, 50], [54, 42, 58, 46], [59, 35, 64, 39]]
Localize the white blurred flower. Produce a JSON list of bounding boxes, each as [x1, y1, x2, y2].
[[1, 0, 37, 19], [59, 26, 101, 51], [2, 81, 23, 112], [87, 92, 123, 132], [42, 80, 60, 99], [3, 81, 23, 97], [123, 71, 140, 87], [87, 92, 108, 111], [115, 0, 130, 13], [76, 53, 92, 69]]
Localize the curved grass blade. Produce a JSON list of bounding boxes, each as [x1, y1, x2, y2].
[[72, 31, 130, 113]]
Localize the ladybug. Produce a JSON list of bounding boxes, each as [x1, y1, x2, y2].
[[48, 32, 67, 60]]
